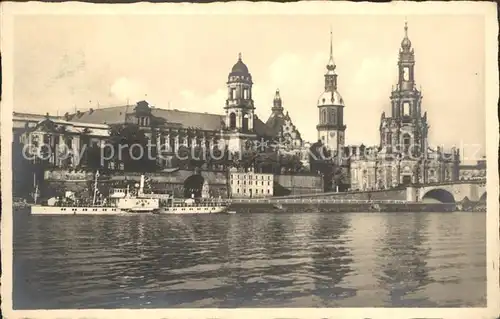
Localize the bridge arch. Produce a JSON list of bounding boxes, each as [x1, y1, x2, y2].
[[421, 188, 455, 203], [479, 192, 487, 202], [183, 174, 205, 198]]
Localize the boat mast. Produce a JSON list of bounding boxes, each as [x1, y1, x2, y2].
[[139, 175, 145, 196], [92, 170, 99, 205], [33, 172, 38, 204]]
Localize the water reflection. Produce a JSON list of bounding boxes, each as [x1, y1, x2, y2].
[[310, 214, 355, 306], [13, 210, 486, 309], [375, 213, 434, 307]]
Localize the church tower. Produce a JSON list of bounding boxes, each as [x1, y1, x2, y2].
[[381, 20, 428, 157], [224, 53, 256, 153], [316, 29, 346, 164]]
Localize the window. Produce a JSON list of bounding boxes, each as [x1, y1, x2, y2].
[[403, 67, 410, 81], [231, 88, 237, 99], [229, 113, 237, 129], [243, 89, 249, 99], [267, 189, 270, 194], [403, 134, 411, 153], [403, 102, 410, 116], [237, 188, 239, 193], [330, 109, 337, 124], [242, 113, 249, 131]]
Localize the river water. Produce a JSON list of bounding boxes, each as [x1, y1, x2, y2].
[[13, 209, 486, 308]]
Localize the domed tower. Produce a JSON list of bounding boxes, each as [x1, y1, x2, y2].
[[316, 29, 347, 163], [224, 53, 256, 153]]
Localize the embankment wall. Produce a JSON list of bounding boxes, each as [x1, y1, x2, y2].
[[43, 169, 228, 198], [274, 174, 323, 195]]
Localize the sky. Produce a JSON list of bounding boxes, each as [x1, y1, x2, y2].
[[13, 14, 486, 161]]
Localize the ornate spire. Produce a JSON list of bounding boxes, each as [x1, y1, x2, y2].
[[272, 88, 283, 113], [323, 27, 338, 91], [401, 17, 412, 50], [327, 26, 336, 71], [238, 52, 242, 61]]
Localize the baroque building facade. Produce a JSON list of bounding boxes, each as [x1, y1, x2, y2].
[[350, 21, 460, 191], [13, 54, 289, 172]]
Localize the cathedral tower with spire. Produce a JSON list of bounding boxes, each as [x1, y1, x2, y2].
[[316, 29, 346, 164], [380, 20, 427, 156], [350, 20, 460, 191]]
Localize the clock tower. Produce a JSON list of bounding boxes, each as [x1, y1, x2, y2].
[[316, 29, 346, 164]]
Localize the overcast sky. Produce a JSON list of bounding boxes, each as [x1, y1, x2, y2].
[[13, 14, 485, 160]]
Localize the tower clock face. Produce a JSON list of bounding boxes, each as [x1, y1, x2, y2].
[[330, 132, 336, 138]]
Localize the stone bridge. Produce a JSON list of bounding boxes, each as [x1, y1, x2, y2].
[[272, 179, 487, 204], [408, 179, 486, 203]]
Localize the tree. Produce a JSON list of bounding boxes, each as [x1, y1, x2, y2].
[[279, 153, 303, 173], [255, 152, 279, 174], [12, 138, 35, 199], [332, 167, 349, 191], [190, 145, 206, 169], [177, 145, 191, 169], [86, 142, 103, 171], [108, 123, 157, 172]]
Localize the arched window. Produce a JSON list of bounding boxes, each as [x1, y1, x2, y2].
[[403, 102, 410, 116], [243, 89, 249, 99], [403, 134, 411, 153], [386, 132, 392, 145], [242, 113, 249, 132], [231, 89, 237, 100], [332, 110, 337, 124], [322, 109, 327, 124], [229, 113, 236, 129]]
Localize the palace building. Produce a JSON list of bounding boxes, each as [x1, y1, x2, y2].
[[349, 21, 460, 191], [13, 53, 305, 171]]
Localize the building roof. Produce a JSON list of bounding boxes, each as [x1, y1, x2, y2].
[[265, 113, 285, 135], [317, 90, 344, 107], [66, 104, 276, 137], [230, 53, 250, 76]]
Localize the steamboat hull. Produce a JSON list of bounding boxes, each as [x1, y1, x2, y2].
[[160, 206, 228, 214], [31, 206, 124, 215]]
